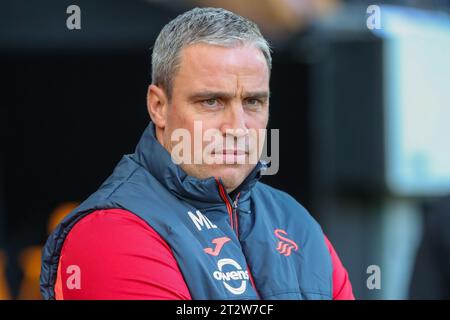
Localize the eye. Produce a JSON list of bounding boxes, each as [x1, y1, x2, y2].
[[201, 98, 220, 108], [244, 98, 263, 108]]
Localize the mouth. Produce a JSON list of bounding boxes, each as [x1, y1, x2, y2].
[[211, 149, 248, 156]]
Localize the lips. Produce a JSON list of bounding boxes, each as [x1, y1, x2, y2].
[[212, 150, 247, 155]]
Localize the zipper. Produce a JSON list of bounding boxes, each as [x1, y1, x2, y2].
[[232, 192, 241, 237], [214, 178, 240, 235], [214, 178, 261, 298], [215, 177, 235, 232], [215, 178, 241, 235]]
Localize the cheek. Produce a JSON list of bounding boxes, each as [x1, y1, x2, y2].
[[166, 103, 192, 131], [246, 111, 269, 154], [247, 109, 269, 129]]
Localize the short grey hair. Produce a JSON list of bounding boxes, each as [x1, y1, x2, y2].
[[151, 7, 272, 99]]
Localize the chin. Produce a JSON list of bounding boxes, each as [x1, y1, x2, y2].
[[207, 164, 251, 190], [182, 163, 252, 190]]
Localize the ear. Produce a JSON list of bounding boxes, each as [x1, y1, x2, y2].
[[147, 84, 168, 129]]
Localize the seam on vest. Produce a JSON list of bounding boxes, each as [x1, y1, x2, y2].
[[103, 167, 140, 200], [261, 288, 332, 299], [299, 290, 332, 299]]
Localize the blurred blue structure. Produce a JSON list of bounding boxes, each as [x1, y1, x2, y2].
[[306, 4, 450, 299]]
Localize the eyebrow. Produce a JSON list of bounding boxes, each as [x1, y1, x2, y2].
[[244, 91, 270, 100], [188, 90, 270, 101]]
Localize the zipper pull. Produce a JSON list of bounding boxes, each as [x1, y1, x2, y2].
[[233, 192, 241, 211], [232, 192, 241, 234]]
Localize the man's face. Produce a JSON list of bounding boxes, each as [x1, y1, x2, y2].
[[153, 43, 270, 193]]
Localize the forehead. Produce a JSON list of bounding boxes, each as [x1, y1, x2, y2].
[[174, 43, 270, 92]]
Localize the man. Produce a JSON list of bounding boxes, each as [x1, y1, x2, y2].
[[40, 7, 354, 300]]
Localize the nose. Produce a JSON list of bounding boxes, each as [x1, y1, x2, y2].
[[220, 103, 248, 138]]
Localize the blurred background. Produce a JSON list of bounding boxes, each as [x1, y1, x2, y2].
[[1, 0, 449, 300]]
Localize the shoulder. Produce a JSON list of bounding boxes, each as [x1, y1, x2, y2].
[[252, 182, 321, 229], [324, 236, 355, 300], [57, 208, 191, 299], [66, 208, 164, 244], [253, 182, 305, 206]]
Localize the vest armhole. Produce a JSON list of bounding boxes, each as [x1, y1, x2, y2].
[[55, 257, 64, 300]]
